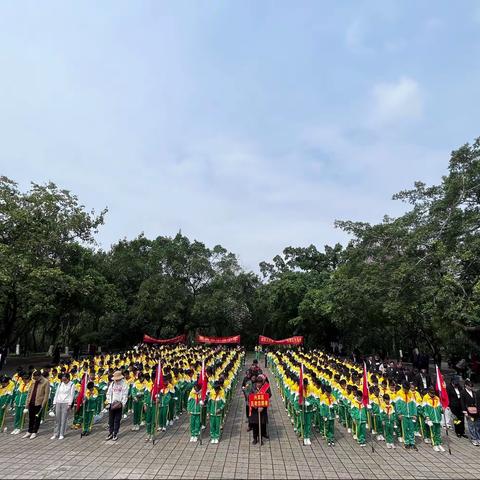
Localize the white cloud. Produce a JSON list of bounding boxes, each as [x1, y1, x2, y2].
[[368, 76, 424, 128]]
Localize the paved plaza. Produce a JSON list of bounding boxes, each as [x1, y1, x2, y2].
[[1, 359, 480, 479]]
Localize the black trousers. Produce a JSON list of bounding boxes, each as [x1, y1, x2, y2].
[[452, 407, 465, 436], [28, 405, 42, 433], [109, 407, 122, 435], [251, 422, 268, 440]]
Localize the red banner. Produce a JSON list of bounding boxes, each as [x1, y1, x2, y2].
[[196, 334, 241, 344], [258, 335, 303, 345], [249, 392, 270, 408], [143, 334, 186, 344]]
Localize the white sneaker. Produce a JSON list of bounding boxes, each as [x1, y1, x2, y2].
[[50, 435, 57, 440], [439, 445, 445, 452], [424, 438, 431, 444], [22, 432, 31, 439], [162, 427, 166, 432], [30, 433, 37, 439], [210, 439, 215, 444], [415, 431, 421, 437], [175, 416, 179, 420], [123, 414, 127, 419], [11, 429, 19, 435], [303, 439, 308, 445], [193, 437, 198, 442], [398, 437, 404, 443], [190, 436, 194, 442], [347, 428, 351, 433], [391, 444, 396, 449], [140, 421, 145, 426], [377, 435, 384, 441], [433, 445, 440, 452], [59, 435, 64, 440], [387, 443, 392, 449]]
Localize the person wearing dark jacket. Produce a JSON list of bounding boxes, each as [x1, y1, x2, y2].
[[461, 379, 480, 446], [414, 369, 432, 395], [248, 375, 271, 445], [447, 376, 466, 437]]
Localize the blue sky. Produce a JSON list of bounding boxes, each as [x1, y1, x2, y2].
[[1, 1, 480, 270]]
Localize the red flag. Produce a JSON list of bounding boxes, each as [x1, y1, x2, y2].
[[76, 373, 88, 411], [200, 360, 208, 402], [151, 361, 164, 402], [435, 365, 449, 409], [362, 362, 370, 407], [298, 364, 304, 406]]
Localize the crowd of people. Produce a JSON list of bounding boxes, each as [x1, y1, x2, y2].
[[269, 350, 480, 451], [0, 344, 244, 444]]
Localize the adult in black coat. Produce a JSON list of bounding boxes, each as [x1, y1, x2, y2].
[[414, 368, 432, 395], [460, 379, 480, 445], [447, 376, 466, 437], [248, 376, 272, 445]]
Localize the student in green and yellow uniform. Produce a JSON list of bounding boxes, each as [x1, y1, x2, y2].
[[208, 382, 225, 444], [422, 386, 445, 452], [131, 373, 147, 431], [10, 373, 31, 435], [188, 382, 202, 442], [351, 391, 368, 447], [143, 383, 155, 442], [0, 376, 15, 432], [96, 369, 108, 415], [409, 383, 424, 440], [320, 384, 337, 446], [294, 378, 316, 446], [380, 394, 397, 448], [370, 386, 384, 441], [395, 381, 418, 450], [81, 382, 98, 436], [48, 369, 60, 412], [157, 380, 171, 432]]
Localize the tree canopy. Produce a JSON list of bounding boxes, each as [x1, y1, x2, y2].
[[1, 137, 480, 357]]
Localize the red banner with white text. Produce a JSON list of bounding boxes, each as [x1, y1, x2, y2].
[[196, 334, 241, 344], [143, 334, 186, 344], [258, 335, 303, 346]]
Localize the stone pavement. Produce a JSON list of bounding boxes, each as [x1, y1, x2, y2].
[[1, 358, 480, 479]]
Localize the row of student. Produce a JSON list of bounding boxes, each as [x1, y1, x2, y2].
[[0, 345, 243, 443], [269, 350, 480, 451]]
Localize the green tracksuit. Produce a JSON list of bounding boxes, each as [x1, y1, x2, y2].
[[422, 395, 443, 446], [351, 401, 368, 445], [208, 393, 225, 440], [294, 393, 316, 440], [380, 403, 397, 444], [82, 391, 97, 434], [131, 381, 147, 426], [13, 383, 29, 430], [395, 391, 418, 446], [320, 396, 336, 443], [187, 391, 202, 438]]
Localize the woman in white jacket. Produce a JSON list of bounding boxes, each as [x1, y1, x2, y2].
[[51, 373, 75, 440]]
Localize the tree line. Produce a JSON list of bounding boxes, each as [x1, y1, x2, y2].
[[1, 137, 479, 359]]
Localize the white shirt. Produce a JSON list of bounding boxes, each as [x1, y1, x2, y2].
[[106, 380, 129, 406], [53, 381, 75, 405]]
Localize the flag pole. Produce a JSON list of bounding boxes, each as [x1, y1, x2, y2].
[[443, 415, 452, 455]]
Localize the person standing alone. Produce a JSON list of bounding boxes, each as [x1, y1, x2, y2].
[[23, 370, 50, 439], [105, 371, 128, 441]]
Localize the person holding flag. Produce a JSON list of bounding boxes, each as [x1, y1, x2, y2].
[[320, 384, 337, 446], [81, 381, 98, 437], [187, 382, 202, 442], [422, 386, 445, 451]]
